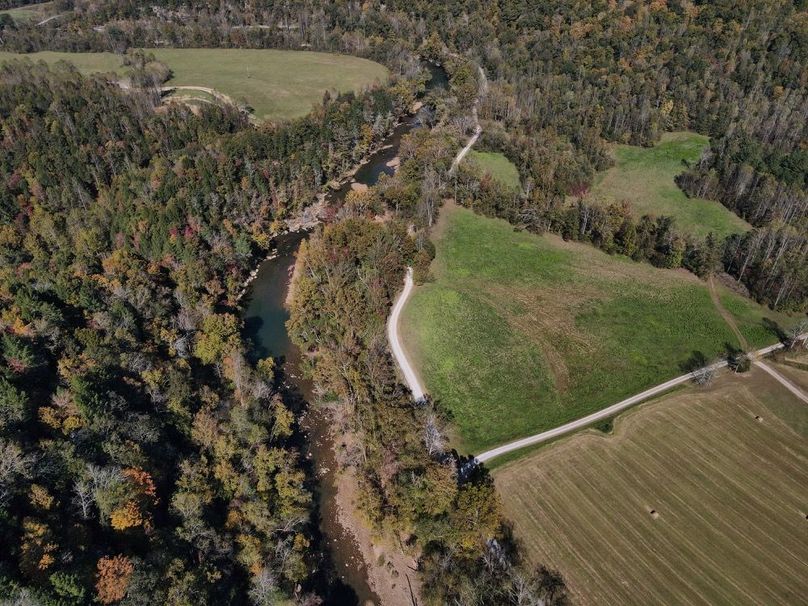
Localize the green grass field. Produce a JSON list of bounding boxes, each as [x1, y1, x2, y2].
[[494, 369, 808, 605], [400, 204, 792, 453], [591, 132, 750, 238], [0, 1, 55, 23], [468, 150, 520, 189], [0, 49, 389, 121]]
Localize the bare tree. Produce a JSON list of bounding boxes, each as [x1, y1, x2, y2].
[[73, 479, 94, 520], [786, 319, 808, 350], [249, 568, 280, 606], [0, 439, 33, 507], [691, 365, 716, 386], [423, 412, 445, 456]]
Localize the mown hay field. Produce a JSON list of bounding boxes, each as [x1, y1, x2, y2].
[[400, 204, 793, 453], [494, 368, 808, 605], [591, 131, 750, 238], [0, 49, 389, 121]]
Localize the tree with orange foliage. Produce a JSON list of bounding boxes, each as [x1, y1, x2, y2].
[[96, 555, 134, 604], [109, 468, 158, 531]]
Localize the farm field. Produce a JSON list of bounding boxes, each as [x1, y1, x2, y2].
[[400, 204, 792, 453], [591, 131, 750, 238], [494, 369, 808, 605], [0, 49, 389, 121], [468, 150, 520, 189], [0, 1, 56, 23]]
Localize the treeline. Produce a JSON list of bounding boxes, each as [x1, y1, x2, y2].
[[287, 219, 567, 605], [0, 58, 418, 604], [449, 158, 808, 311]]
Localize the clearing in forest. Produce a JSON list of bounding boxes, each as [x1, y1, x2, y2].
[[467, 150, 521, 189], [591, 131, 750, 238], [0, 48, 389, 121], [0, 1, 56, 24], [494, 368, 808, 606], [400, 204, 792, 453]]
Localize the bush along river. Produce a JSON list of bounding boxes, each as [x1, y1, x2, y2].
[[241, 65, 447, 605]]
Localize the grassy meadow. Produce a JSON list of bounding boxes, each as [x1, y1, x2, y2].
[[400, 204, 791, 453], [468, 150, 521, 189], [494, 368, 808, 605], [0, 1, 56, 23], [0, 49, 389, 121], [591, 132, 750, 238]]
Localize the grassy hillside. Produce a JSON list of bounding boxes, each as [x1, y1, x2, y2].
[[400, 204, 791, 453], [468, 150, 520, 189], [494, 369, 808, 605], [0, 49, 389, 121], [591, 132, 750, 238]]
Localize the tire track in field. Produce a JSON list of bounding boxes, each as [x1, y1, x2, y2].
[[708, 275, 748, 350]]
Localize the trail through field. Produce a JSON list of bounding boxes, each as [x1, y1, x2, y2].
[[755, 360, 808, 404], [449, 66, 487, 174], [36, 14, 62, 26], [709, 276, 748, 350]]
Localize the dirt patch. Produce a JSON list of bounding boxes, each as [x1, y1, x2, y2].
[[431, 199, 459, 242]]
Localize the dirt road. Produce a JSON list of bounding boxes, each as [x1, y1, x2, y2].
[[387, 268, 426, 401], [476, 334, 808, 463]]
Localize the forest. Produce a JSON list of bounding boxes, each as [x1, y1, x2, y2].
[[0, 58, 420, 604]]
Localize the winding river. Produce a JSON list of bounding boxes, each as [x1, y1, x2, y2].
[[241, 65, 446, 605]]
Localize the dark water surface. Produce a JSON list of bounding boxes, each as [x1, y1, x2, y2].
[[241, 63, 447, 606]]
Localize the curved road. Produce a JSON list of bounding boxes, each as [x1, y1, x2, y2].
[[387, 268, 425, 401], [387, 61, 805, 464]]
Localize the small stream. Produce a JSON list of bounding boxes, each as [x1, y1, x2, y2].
[[241, 64, 446, 605]]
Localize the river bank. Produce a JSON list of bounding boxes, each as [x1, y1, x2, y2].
[[240, 62, 447, 604]]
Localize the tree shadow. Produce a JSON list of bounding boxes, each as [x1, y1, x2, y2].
[[723, 341, 743, 358], [680, 350, 708, 373], [762, 318, 787, 343]]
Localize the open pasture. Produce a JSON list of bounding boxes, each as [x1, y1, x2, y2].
[[400, 204, 792, 452], [468, 150, 521, 189], [0, 48, 388, 121], [590, 131, 750, 238]]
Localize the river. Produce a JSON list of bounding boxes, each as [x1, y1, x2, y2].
[[241, 64, 447, 605]]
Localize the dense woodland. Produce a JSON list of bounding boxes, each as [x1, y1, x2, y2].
[[0, 58, 420, 604], [0, 0, 806, 604]]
